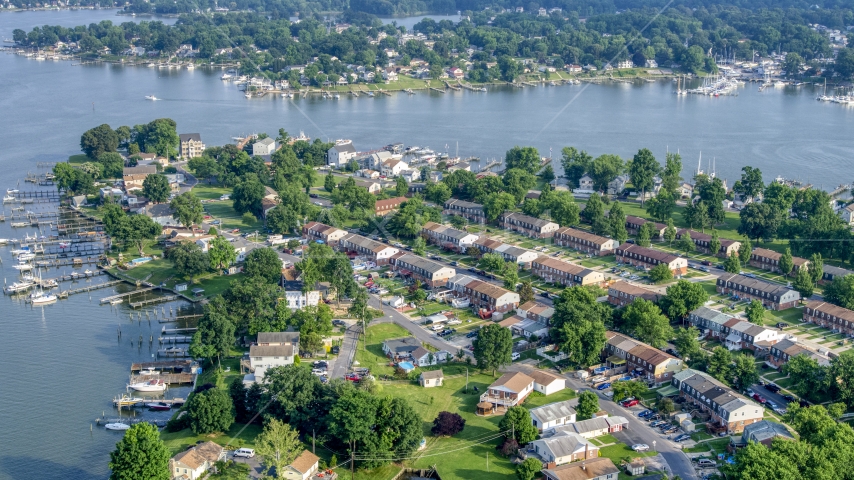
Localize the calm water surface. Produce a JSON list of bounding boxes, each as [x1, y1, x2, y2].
[[1, 8, 853, 479]]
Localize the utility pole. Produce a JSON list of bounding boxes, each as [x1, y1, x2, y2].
[[312, 429, 316, 454], [465, 367, 468, 393]]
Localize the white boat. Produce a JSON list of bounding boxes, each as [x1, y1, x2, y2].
[[59, 242, 70, 248], [13, 264, 33, 271], [11, 247, 30, 255], [5, 281, 34, 293], [244, 92, 252, 98], [0, 239, 9, 245], [110, 298, 123, 305], [221, 73, 232, 80], [18, 253, 35, 261], [140, 367, 159, 375], [30, 291, 57, 305], [104, 423, 131, 431], [84, 269, 93, 275], [333, 93, 340, 99], [3, 195, 15, 202], [127, 379, 167, 392], [7, 189, 19, 194], [144, 95, 159, 101], [147, 63, 156, 67], [186, 63, 195, 70]]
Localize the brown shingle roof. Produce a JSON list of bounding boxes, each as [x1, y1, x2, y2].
[[543, 457, 619, 480], [489, 372, 534, 393], [173, 441, 223, 470], [616, 243, 682, 264], [608, 281, 660, 302], [555, 226, 613, 246], [527, 369, 564, 387], [807, 300, 854, 324], [289, 450, 319, 475]]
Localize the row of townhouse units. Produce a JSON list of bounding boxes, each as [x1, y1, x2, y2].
[[716, 273, 801, 311], [302, 221, 349, 246], [821, 264, 854, 285], [499, 212, 560, 239], [767, 338, 832, 368], [473, 237, 540, 267], [497, 300, 554, 339], [553, 226, 618, 256], [531, 256, 605, 288], [607, 281, 661, 307], [421, 221, 479, 253], [603, 332, 682, 385], [749, 247, 810, 276], [615, 244, 688, 276], [390, 252, 456, 289], [625, 215, 666, 237], [443, 198, 487, 224], [686, 306, 783, 354], [803, 300, 854, 336], [374, 196, 407, 216], [671, 369, 764, 433], [446, 274, 520, 313], [338, 233, 399, 265], [675, 229, 741, 257]]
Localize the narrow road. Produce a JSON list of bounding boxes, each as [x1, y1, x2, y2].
[[370, 293, 473, 358], [330, 322, 361, 379]]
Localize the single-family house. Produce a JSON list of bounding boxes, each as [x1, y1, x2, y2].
[[575, 174, 595, 194], [248, 343, 295, 382], [840, 203, 854, 225], [253, 137, 277, 157], [530, 400, 576, 432], [529, 370, 567, 396], [179, 133, 205, 159], [541, 457, 619, 480], [615, 244, 688, 276], [500, 212, 560, 239], [143, 204, 175, 226], [529, 432, 598, 466], [257, 332, 300, 348], [281, 450, 321, 480], [420, 369, 444, 387], [716, 273, 801, 310], [554, 227, 618, 256], [730, 420, 795, 449], [327, 141, 357, 168], [169, 441, 225, 480], [479, 372, 534, 409], [548, 416, 629, 439], [354, 179, 382, 194], [381, 159, 409, 177], [382, 337, 422, 359]]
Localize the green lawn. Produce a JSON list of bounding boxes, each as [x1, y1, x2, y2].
[[68, 153, 89, 164], [204, 201, 265, 233], [355, 323, 412, 376], [161, 423, 263, 454], [192, 184, 232, 200]]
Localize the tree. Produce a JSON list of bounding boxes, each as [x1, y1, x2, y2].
[[540, 164, 555, 183], [551, 286, 609, 366], [208, 235, 237, 270], [724, 250, 741, 273], [229, 378, 250, 423], [98, 152, 125, 178], [576, 391, 599, 421], [425, 182, 452, 205], [498, 55, 522, 82], [661, 152, 683, 194], [645, 190, 676, 222], [479, 253, 507, 273], [745, 300, 765, 325], [169, 242, 209, 282], [677, 231, 695, 253], [108, 422, 170, 480], [395, 176, 408, 197], [431, 411, 465, 436], [783, 52, 804, 77], [170, 192, 203, 230], [830, 350, 854, 408], [186, 387, 234, 434], [115, 214, 162, 256], [783, 355, 829, 402], [503, 169, 537, 203], [663, 218, 677, 247], [779, 248, 795, 276], [648, 263, 673, 283], [466, 246, 481, 259], [266, 205, 299, 235], [673, 327, 701, 362], [504, 146, 540, 174], [734, 166, 764, 202], [481, 192, 517, 223], [732, 354, 759, 391], [824, 274, 854, 309], [518, 281, 535, 304], [793, 266, 814, 299], [809, 253, 823, 286], [142, 173, 170, 203], [738, 203, 781, 242], [189, 296, 236, 364], [449, 215, 468, 229], [656, 397, 675, 418], [629, 148, 660, 205], [135, 118, 179, 158], [81, 123, 119, 159], [503, 262, 519, 290], [609, 201, 628, 244], [707, 347, 733, 384], [472, 323, 512, 376], [739, 238, 753, 265], [516, 457, 543, 480], [324, 173, 337, 192], [590, 154, 624, 192], [581, 192, 605, 225], [255, 418, 302, 478], [188, 156, 221, 183], [498, 406, 538, 444], [411, 236, 427, 256], [244, 247, 284, 284], [611, 379, 648, 402], [660, 280, 709, 321], [547, 191, 581, 227], [709, 230, 721, 257], [684, 200, 711, 232], [622, 298, 673, 348], [636, 222, 653, 247], [232, 176, 265, 217], [561, 147, 593, 188]]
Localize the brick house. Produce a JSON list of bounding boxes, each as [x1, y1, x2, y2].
[[500, 212, 560, 239], [607, 281, 661, 306], [554, 227, 619, 256], [821, 265, 854, 285], [767, 338, 832, 368], [604, 332, 682, 385], [615, 244, 688, 275], [531, 256, 605, 287], [444, 198, 487, 224], [803, 300, 854, 336], [625, 215, 666, 237], [421, 221, 479, 253], [687, 306, 738, 340], [338, 234, 399, 265], [675, 229, 741, 257], [446, 274, 520, 313], [517, 301, 555, 325], [374, 196, 407, 216], [749, 248, 809, 276], [671, 369, 764, 433], [391, 253, 456, 289], [302, 221, 348, 246], [716, 273, 800, 310]]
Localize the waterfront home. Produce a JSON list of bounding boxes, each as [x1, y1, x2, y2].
[[338, 234, 399, 265], [675, 229, 741, 257], [444, 198, 486, 224], [840, 203, 854, 225], [529, 432, 598, 466], [421, 221, 479, 252], [169, 441, 225, 480], [302, 221, 348, 246], [575, 174, 595, 194], [374, 196, 407, 216], [767, 338, 831, 368], [730, 420, 795, 449], [178, 133, 205, 159], [122, 174, 149, 192], [607, 281, 660, 306], [400, 169, 420, 183], [607, 174, 629, 195], [566, 64, 583, 73], [749, 248, 809, 275], [327, 141, 357, 168], [614, 244, 688, 275], [547, 416, 629, 439], [420, 369, 444, 387], [541, 457, 619, 480], [445, 274, 520, 313], [554, 227, 618, 256], [531, 256, 605, 287], [248, 343, 295, 382], [479, 372, 534, 410], [803, 300, 854, 336], [257, 332, 300, 348], [530, 400, 576, 432], [284, 288, 320, 310], [687, 306, 738, 340], [381, 158, 408, 177], [142, 204, 176, 226], [716, 273, 800, 310], [390, 253, 456, 288], [382, 337, 422, 359], [253, 137, 277, 157], [624, 216, 666, 237], [500, 212, 560, 238], [821, 264, 853, 285], [71, 195, 87, 208], [517, 301, 554, 325], [604, 332, 682, 385], [671, 369, 763, 433]]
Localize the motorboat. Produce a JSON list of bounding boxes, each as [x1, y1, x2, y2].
[[5, 281, 35, 293], [145, 95, 159, 101], [13, 264, 33, 271], [110, 298, 123, 305], [186, 63, 195, 70], [146, 402, 172, 411], [11, 247, 30, 255], [3, 195, 15, 202], [127, 379, 167, 392], [30, 291, 57, 305], [244, 92, 252, 98], [7, 189, 18, 194], [139, 367, 159, 375], [0, 239, 9, 245], [58, 241, 70, 248], [84, 269, 93, 275], [104, 423, 131, 431], [18, 253, 35, 261], [221, 73, 232, 80]]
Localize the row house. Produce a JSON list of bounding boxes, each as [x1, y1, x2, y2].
[[821, 265, 853, 285], [446, 274, 520, 313], [444, 198, 487, 224], [688, 306, 739, 340], [302, 221, 348, 246], [604, 332, 682, 385], [517, 301, 555, 325], [474, 237, 539, 267], [625, 215, 666, 237], [374, 196, 407, 216], [803, 300, 854, 336], [421, 221, 479, 253], [531, 256, 605, 287], [671, 369, 764, 433], [554, 227, 618, 256], [749, 248, 810, 276], [615, 244, 688, 275], [675, 229, 741, 257], [391, 253, 456, 289], [767, 338, 831, 368], [716, 273, 801, 311], [500, 212, 560, 239], [607, 281, 661, 307], [338, 234, 399, 265], [723, 320, 782, 353]]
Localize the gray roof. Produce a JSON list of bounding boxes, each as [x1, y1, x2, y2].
[[145, 204, 174, 218], [256, 137, 275, 147], [444, 198, 484, 210], [530, 400, 576, 424], [718, 273, 798, 297], [742, 420, 794, 443], [249, 344, 294, 357], [551, 416, 628, 436], [396, 254, 452, 275], [421, 370, 444, 380], [124, 166, 157, 175], [332, 143, 356, 153], [690, 306, 736, 326], [179, 133, 201, 142], [383, 337, 421, 354], [257, 332, 299, 344], [537, 432, 594, 458], [501, 212, 557, 229], [823, 265, 853, 278]]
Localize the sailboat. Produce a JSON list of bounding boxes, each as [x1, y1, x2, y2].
[[30, 270, 57, 305]]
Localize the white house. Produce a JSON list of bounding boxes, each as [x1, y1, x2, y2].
[[381, 159, 409, 177], [169, 442, 225, 480], [575, 174, 595, 194], [480, 372, 535, 408], [841, 203, 854, 225], [529, 432, 598, 466], [248, 344, 295, 382], [282, 450, 320, 480], [411, 347, 449, 366], [253, 137, 277, 156], [328, 141, 357, 167], [529, 370, 567, 396], [420, 369, 444, 387], [284, 290, 320, 310], [530, 400, 577, 432]]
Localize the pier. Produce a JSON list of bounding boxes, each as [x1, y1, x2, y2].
[[429, 87, 446, 94], [57, 279, 124, 298], [130, 295, 179, 308], [159, 335, 192, 344], [158, 313, 203, 324], [161, 326, 198, 334], [99, 286, 159, 304], [129, 372, 195, 384]]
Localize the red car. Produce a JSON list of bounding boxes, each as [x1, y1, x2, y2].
[[753, 393, 767, 404], [345, 374, 361, 382], [621, 399, 640, 407]]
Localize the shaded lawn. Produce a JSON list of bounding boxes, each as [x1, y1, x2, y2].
[[204, 201, 265, 232], [355, 323, 412, 376], [192, 184, 232, 200], [69, 153, 90, 164], [161, 423, 263, 454]]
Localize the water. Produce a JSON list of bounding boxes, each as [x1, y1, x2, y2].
[[1, 8, 853, 479]]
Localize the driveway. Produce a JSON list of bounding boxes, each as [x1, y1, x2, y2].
[[329, 322, 362, 379]]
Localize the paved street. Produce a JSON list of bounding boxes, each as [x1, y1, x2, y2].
[[329, 322, 361, 379]]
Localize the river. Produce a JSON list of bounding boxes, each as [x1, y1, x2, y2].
[[0, 8, 853, 480]]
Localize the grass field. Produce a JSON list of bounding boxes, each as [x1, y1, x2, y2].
[[161, 423, 263, 454], [68, 154, 89, 164], [355, 323, 412, 376], [204, 201, 265, 233]]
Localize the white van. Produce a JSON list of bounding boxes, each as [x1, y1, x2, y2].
[[234, 448, 255, 458], [511, 352, 521, 361], [431, 323, 445, 331]]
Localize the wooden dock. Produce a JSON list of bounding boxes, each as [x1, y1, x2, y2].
[[161, 326, 198, 334], [100, 286, 159, 303], [57, 279, 124, 298], [158, 347, 190, 357], [429, 87, 446, 93], [130, 295, 179, 308], [158, 313, 203, 324], [159, 335, 193, 344], [129, 373, 195, 385], [131, 359, 194, 372]]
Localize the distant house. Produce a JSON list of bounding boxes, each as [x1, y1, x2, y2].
[[420, 369, 444, 387], [615, 244, 688, 275], [178, 133, 205, 159], [500, 212, 560, 239], [730, 420, 794, 449], [624, 216, 666, 237], [749, 248, 809, 276], [554, 227, 618, 256], [248, 343, 295, 382], [517, 301, 555, 325], [282, 450, 320, 480], [675, 229, 741, 257], [338, 233, 399, 265], [607, 281, 661, 306], [124, 166, 157, 176], [143, 204, 176, 226], [575, 174, 595, 194], [821, 264, 854, 285], [840, 203, 854, 225], [616, 60, 634, 69], [374, 196, 407, 216], [328, 141, 357, 167], [547, 416, 629, 439], [528, 370, 567, 396], [529, 431, 598, 466], [444, 198, 487, 224], [803, 300, 854, 336], [604, 331, 682, 384], [541, 457, 619, 480], [302, 221, 348, 246], [71, 195, 87, 208], [767, 338, 831, 368], [169, 441, 225, 480], [716, 273, 800, 311], [382, 337, 422, 359], [381, 158, 409, 177], [474, 237, 538, 267], [446, 274, 520, 313], [253, 137, 277, 157], [672, 369, 763, 433], [391, 253, 456, 289], [354, 179, 382, 194], [421, 221, 479, 252], [531, 256, 604, 288], [530, 400, 576, 432]]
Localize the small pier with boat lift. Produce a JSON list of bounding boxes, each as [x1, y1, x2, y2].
[[97, 416, 169, 427], [158, 335, 192, 344], [57, 279, 124, 298], [158, 313, 203, 324], [130, 295, 179, 308], [99, 286, 160, 304], [157, 346, 191, 358], [129, 360, 199, 386]]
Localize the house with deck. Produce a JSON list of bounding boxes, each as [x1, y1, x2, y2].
[[554, 227, 618, 256], [479, 372, 534, 411]]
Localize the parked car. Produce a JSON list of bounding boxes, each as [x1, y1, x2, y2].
[[621, 399, 640, 407], [753, 393, 767, 404], [309, 193, 318, 198], [697, 459, 717, 467], [647, 414, 661, 422], [638, 410, 653, 418], [673, 434, 691, 442], [662, 426, 679, 434], [631, 444, 649, 452], [511, 352, 521, 361], [776, 322, 789, 329], [782, 394, 796, 402], [540, 292, 551, 299], [331, 346, 340, 355], [766, 401, 779, 410], [233, 448, 255, 458], [765, 383, 781, 393], [597, 382, 611, 391]]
